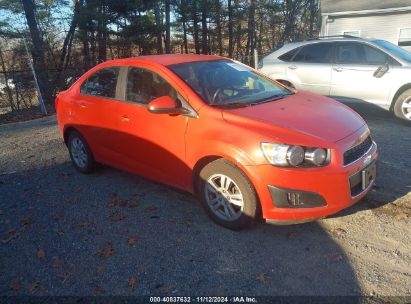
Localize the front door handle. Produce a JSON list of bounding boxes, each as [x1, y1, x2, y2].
[[333, 66, 344, 72], [79, 102, 87, 109], [120, 115, 130, 122], [288, 65, 297, 70]]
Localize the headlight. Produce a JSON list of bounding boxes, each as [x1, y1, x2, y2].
[[305, 148, 327, 166], [261, 143, 329, 167]]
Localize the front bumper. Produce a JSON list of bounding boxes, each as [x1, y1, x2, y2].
[[244, 128, 378, 222]]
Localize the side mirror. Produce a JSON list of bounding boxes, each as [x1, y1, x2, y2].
[[373, 63, 389, 78], [147, 96, 188, 115]]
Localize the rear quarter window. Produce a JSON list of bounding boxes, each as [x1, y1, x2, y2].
[[80, 67, 120, 99], [278, 47, 300, 62]]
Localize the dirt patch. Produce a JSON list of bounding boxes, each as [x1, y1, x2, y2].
[[0, 104, 55, 125]]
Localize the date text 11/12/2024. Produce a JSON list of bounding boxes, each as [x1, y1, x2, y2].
[[149, 296, 258, 303]]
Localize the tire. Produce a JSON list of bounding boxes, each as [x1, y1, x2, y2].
[[198, 159, 260, 230], [67, 130, 96, 174], [393, 88, 411, 123]]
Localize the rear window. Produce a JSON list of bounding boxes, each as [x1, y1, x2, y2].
[[292, 43, 333, 63]]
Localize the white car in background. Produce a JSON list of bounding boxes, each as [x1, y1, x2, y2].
[[258, 36, 411, 122]]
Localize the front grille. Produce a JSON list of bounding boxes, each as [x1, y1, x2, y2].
[[344, 136, 372, 166]]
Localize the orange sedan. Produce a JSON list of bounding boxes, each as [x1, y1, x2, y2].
[[55, 54, 378, 229]]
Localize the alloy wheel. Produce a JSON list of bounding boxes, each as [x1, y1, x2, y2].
[[401, 96, 411, 120], [205, 174, 244, 221], [70, 137, 88, 168]]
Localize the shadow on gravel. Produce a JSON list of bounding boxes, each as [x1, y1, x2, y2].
[[0, 161, 361, 296]]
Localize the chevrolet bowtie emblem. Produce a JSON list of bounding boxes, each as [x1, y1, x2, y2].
[[363, 153, 372, 166]]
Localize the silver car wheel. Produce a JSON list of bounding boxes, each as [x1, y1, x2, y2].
[[401, 96, 411, 120], [205, 174, 244, 221], [70, 137, 88, 168]]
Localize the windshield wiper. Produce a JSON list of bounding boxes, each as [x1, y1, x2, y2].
[[209, 102, 249, 108], [249, 93, 292, 106]]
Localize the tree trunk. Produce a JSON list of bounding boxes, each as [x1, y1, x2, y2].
[[154, 1, 163, 54], [182, 18, 188, 53], [245, 0, 255, 66], [97, 0, 107, 63], [309, 0, 317, 37], [227, 0, 233, 58], [165, 0, 171, 53], [215, 0, 223, 56], [55, 0, 84, 89], [192, 0, 200, 54], [21, 0, 51, 103], [201, 0, 208, 54]]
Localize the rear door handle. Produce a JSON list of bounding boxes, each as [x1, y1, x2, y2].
[[120, 115, 130, 122], [333, 66, 344, 72], [79, 102, 87, 109], [288, 65, 297, 70]]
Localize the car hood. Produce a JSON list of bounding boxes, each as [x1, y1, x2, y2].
[[222, 91, 366, 143]]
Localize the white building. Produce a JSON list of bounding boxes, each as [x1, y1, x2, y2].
[[320, 0, 411, 51]]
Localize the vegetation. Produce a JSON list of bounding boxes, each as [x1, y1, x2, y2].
[[0, 0, 319, 113]]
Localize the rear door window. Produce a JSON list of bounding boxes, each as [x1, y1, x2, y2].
[[81, 67, 120, 98], [292, 43, 333, 63]]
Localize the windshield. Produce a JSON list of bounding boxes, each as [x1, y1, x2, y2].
[[168, 60, 291, 105], [373, 40, 411, 63]]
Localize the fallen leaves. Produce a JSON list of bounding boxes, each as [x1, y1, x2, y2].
[[100, 242, 114, 257], [29, 281, 41, 294], [1, 216, 32, 244], [109, 213, 127, 222], [96, 265, 106, 273], [53, 213, 65, 221], [159, 286, 171, 293], [51, 257, 62, 268], [58, 272, 71, 283], [72, 222, 90, 229], [331, 228, 347, 238], [9, 279, 21, 291], [256, 273, 267, 282], [145, 206, 158, 212], [286, 231, 298, 239], [330, 253, 344, 262], [128, 277, 137, 288], [108, 198, 138, 208], [394, 212, 408, 221], [37, 249, 46, 259], [182, 220, 193, 227], [127, 236, 138, 246]]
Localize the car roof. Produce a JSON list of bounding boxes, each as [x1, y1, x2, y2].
[[118, 54, 225, 66], [266, 36, 376, 58]]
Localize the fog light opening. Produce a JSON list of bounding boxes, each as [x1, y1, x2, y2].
[[287, 192, 304, 206]]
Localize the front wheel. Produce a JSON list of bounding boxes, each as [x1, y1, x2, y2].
[[198, 159, 260, 230], [393, 88, 411, 122]]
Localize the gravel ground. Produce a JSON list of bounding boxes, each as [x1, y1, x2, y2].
[[0, 102, 410, 297]]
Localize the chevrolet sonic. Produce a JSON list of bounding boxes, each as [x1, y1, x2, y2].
[[56, 54, 378, 229]]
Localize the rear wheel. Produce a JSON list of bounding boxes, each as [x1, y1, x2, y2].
[[68, 130, 96, 174], [198, 159, 260, 230], [393, 88, 411, 122]]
